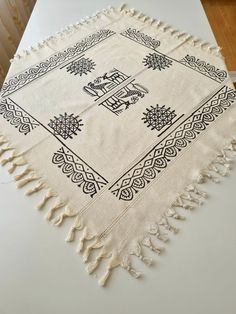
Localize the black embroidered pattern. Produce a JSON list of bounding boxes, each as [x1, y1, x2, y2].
[[65, 57, 96, 76], [143, 53, 173, 70], [110, 86, 236, 201], [142, 105, 177, 131], [179, 55, 227, 83], [0, 29, 115, 98], [52, 147, 108, 197], [83, 68, 130, 100], [0, 98, 39, 135], [48, 113, 83, 140], [99, 81, 149, 115], [120, 28, 160, 50]]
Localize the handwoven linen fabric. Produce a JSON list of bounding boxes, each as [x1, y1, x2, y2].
[[0, 4, 236, 286]]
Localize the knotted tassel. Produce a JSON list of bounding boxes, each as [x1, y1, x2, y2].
[[173, 196, 195, 210], [8, 157, 26, 174], [159, 216, 179, 234], [185, 184, 208, 199], [86, 248, 110, 274], [142, 236, 164, 254], [52, 206, 78, 226], [25, 181, 45, 196], [181, 192, 202, 205], [98, 254, 120, 286], [14, 167, 32, 181], [76, 226, 94, 253], [65, 216, 83, 242], [37, 189, 56, 210], [0, 138, 7, 146], [83, 238, 104, 263], [148, 223, 169, 242], [17, 175, 38, 188], [0, 147, 13, 157], [130, 242, 152, 266], [166, 207, 185, 220], [121, 256, 142, 279], [1, 152, 20, 165], [45, 199, 65, 221]]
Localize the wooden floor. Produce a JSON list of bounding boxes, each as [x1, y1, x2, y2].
[[201, 0, 236, 72]]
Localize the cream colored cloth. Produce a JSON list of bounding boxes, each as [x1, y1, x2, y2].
[[0, 4, 236, 286]]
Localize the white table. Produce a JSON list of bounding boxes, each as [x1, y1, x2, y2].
[[1, 1, 236, 314]]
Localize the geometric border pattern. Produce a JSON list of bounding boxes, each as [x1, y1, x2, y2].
[[120, 28, 160, 50], [110, 86, 236, 201], [179, 55, 227, 83], [0, 29, 115, 98], [0, 98, 39, 135], [52, 147, 108, 197]]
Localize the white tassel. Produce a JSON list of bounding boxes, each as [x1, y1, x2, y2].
[[148, 223, 169, 242], [76, 226, 94, 252], [65, 216, 83, 242], [25, 181, 45, 196], [142, 237, 164, 254], [166, 207, 185, 220], [14, 167, 32, 181], [83, 238, 104, 263], [86, 248, 110, 274], [17, 175, 38, 188], [130, 242, 152, 266], [52, 206, 78, 226], [1, 152, 20, 165], [98, 255, 119, 286], [8, 157, 26, 174], [159, 216, 179, 234], [37, 189, 56, 210], [0, 147, 13, 156], [121, 256, 142, 279], [45, 199, 65, 221]]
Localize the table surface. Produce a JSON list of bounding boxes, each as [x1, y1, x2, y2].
[[1, 1, 236, 314]]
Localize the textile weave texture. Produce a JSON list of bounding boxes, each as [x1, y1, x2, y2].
[[0, 4, 236, 286]]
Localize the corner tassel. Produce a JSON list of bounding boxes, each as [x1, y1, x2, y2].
[[65, 216, 83, 242], [52, 206, 78, 226], [45, 199, 65, 221]]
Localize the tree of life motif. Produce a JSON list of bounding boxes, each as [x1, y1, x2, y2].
[[66, 57, 96, 76], [48, 113, 83, 139], [143, 53, 172, 70], [142, 105, 176, 131]]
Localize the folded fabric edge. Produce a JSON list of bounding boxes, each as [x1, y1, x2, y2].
[[10, 3, 223, 65], [1, 131, 236, 286]]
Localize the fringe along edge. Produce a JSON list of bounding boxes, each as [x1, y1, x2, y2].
[[1, 131, 236, 286], [10, 3, 223, 64], [0, 4, 234, 286]]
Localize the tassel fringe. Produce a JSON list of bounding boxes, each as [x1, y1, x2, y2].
[[8, 3, 222, 65]]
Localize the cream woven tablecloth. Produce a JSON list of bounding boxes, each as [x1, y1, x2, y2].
[[0, 4, 236, 286]]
